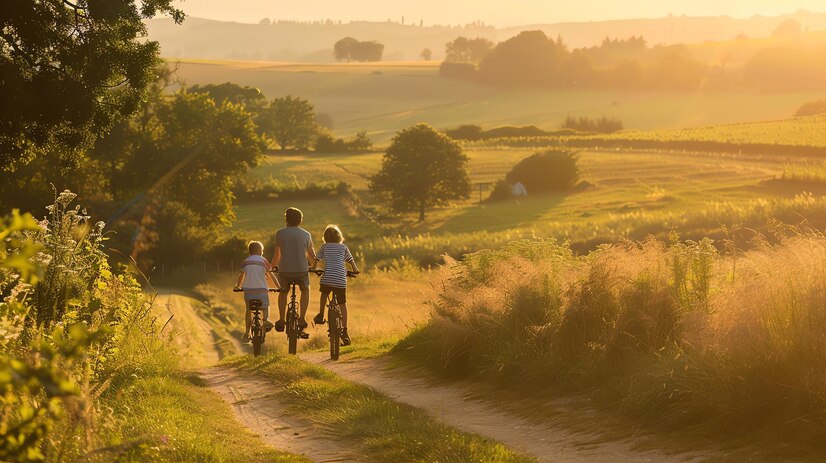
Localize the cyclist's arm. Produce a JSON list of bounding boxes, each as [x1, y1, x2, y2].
[[307, 238, 318, 268], [272, 246, 281, 268], [234, 270, 245, 290], [266, 270, 280, 289]]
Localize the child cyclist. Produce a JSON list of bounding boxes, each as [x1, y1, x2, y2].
[[234, 241, 279, 343], [312, 225, 360, 346]]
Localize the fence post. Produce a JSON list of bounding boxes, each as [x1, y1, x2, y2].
[[161, 264, 165, 280]]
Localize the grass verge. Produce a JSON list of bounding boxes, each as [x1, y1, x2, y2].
[[99, 371, 307, 462], [223, 353, 536, 463]]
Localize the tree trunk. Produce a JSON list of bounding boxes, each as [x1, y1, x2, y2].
[[418, 200, 425, 222]]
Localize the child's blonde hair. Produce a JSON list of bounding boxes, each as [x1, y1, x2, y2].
[[323, 224, 344, 244], [248, 241, 264, 255]]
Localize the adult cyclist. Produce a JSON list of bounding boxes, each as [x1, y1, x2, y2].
[[271, 207, 317, 335]]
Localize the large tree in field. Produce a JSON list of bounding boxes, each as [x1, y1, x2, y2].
[[0, 0, 184, 172], [334, 37, 359, 62], [258, 95, 318, 150], [105, 91, 265, 265], [370, 124, 471, 221]]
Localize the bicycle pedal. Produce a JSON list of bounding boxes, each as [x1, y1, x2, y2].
[[299, 332, 309, 339]]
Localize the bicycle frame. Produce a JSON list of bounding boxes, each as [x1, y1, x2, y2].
[[311, 269, 358, 361], [233, 288, 279, 357]]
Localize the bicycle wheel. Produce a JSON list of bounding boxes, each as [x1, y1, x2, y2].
[[252, 330, 262, 356], [329, 305, 340, 361], [252, 312, 263, 356], [287, 304, 298, 355]]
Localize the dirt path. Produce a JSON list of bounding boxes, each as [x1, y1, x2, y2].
[[157, 287, 707, 462], [155, 288, 234, 368], [201, 366, 357, 463], [303, 353, 707, 463]]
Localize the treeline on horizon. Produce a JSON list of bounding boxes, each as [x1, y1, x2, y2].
[[439, 27, 826, 91]]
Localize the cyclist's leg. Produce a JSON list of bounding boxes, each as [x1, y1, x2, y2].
[[242, 295, 252, 335], [316, 286, 331, 323], [336, 287, 348, 328], [298, 274, 311, 326], [276, 274, 288, 323]]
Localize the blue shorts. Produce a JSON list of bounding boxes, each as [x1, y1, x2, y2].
[[244, 292, 269, 310]]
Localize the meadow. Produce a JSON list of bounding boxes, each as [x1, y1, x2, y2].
[[232, 146, 826, 270], [171, 59, 826, 143]]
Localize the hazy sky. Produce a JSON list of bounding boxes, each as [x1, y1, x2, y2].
[[172, 0, 825, 26]]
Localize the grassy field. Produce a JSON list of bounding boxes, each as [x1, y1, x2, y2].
[[234, 148, 823, 266], [171, 59, 826, 143]]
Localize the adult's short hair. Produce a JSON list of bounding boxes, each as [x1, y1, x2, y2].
[[285, 207, 303, 226], [248, 240, 264, 255]]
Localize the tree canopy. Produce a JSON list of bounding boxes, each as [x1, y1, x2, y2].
[[333, 37, 384, 62], [0, 0, 184, 172], [370, 124, 470, 221], [445, 37, 493, 63], [478, 31, 567, 86], [257, 95, 319, 150]]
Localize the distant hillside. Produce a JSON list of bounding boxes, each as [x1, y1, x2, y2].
[[146, 10, 826, 62]]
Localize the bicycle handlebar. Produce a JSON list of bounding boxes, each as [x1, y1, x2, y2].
[[233, 288, 286, 293], [311, 270, 360, 277]]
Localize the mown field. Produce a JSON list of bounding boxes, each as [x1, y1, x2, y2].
[[171, 59, 826, 143]]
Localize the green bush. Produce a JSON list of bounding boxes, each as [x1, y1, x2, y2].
[[1, 192, 175, 461], [504, 149, 580, 193]]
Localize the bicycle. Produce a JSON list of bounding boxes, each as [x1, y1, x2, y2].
[[232, 287, 282, 356], [311, 270, 358, 361], [272, 268, 310, 355]]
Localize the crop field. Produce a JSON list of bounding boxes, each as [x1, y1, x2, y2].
[[171, 59, 826, 143]]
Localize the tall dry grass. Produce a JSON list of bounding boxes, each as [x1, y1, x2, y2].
[[397, 232, 826, 440]]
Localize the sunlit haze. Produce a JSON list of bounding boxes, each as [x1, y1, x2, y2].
[[172, 0, 824, 25]]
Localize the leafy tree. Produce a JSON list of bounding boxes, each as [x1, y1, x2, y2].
[[0, 0, 184, 172], [334, 37, 359, 62], [352, 41, 384, 62], [421, 48, 433, 61], [189, 82, 265, 107], [334, 37, 384, 62], [445, 37, 494, 63], [97, 91, 265, 265], [258, 95, 319, 150], [478, 31, 567, 86], [370, 124, 470, 221]]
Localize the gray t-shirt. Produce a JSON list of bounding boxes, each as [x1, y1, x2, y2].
[[275, 226, 312, 273]]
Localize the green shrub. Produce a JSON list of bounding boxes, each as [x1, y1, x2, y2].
[[504, 149, 580, 193]]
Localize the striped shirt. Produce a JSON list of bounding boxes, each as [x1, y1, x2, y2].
[[316, 243, 354, 288], [241, 255, 272, 293]]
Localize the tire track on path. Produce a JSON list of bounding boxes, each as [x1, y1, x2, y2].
[[201, 367, 358, 463], [303, 353, 710, 463]]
